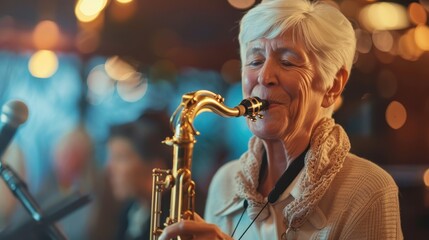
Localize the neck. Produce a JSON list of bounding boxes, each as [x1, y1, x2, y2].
[[258, 134, 310, 197]]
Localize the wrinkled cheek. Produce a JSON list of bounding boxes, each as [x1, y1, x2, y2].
[[242, 72, 257, 98], [288, 83, 311, 128], [241, 80, 251, 98]]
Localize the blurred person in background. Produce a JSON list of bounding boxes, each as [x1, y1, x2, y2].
[[52, 126, 97, 195], [0, 126, 96, 240], [105, 110, 172, 240]]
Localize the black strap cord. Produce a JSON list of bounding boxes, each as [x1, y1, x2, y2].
[[231, 200, 248, 238], [233, 147, 308, 239]]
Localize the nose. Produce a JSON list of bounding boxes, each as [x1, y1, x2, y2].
[[258, 59, 278, 87]]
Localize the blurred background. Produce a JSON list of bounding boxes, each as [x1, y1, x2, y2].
[[0, 0, 428, 239]]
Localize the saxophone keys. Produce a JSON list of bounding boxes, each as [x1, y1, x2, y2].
[[162, 137, 175, 146], [247, 114, 257, 122], [163, 174, 174, 190]]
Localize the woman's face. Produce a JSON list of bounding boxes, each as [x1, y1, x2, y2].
[[242, 30, 327, 142], [107, 137, 151, 201]]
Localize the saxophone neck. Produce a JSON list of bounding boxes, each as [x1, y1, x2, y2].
[[165, 90, 269, 145]]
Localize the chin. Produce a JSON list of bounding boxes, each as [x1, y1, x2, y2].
[[247, 117, 287, 140]]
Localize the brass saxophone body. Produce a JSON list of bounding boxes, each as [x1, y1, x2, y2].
[[150, 90, 269, 240]]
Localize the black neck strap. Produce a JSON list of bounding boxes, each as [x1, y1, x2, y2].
[[266, 147, 307, 203], [232, 146, 308, 239]]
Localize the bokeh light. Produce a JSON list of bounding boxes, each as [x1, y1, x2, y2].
[[414, 25, 429, 51], [221, 59, 241, 83], [28, 50, 59, 78], [372, 30, 394, 52], [359, 2, 409, 31], [424, 168, 429, 187], [33, 20, 60, 49], [356, 29, 372, 53], [376, 69, 397, 99], [105, 56, 136, 81], [87, 64, 114, 97], [409, 2, 427, 25], [117, 72, 148, 102], [75, 0, 108, 22], [398, 28, 424, 61], [228, 0, 256, 9], [116, 0, 133, 3], [385, 100, 407, 130]]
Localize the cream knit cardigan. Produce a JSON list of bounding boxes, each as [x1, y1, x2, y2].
[[205, 123, 403, 239]]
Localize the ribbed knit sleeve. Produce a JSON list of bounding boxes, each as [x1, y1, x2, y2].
[[338, 156, 403, 240], [342, 187, 402, 239]]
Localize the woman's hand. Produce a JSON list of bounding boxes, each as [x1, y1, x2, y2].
[[158, 213, 232, 240]]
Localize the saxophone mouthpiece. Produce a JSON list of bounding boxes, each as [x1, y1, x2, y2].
[[239, 97, 269, 121]]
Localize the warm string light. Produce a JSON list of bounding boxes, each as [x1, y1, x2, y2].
[[372, 30, 394, 52], [354, 1, 429, 62], [116, 0, 133, 3], [87, 64, 115, 99], [28, 50, 59, 78], [385, 101, 407, 130], [75, 0, 108, 23], [228, 0, 256, 10], [409, 2, 427, 25], [424, 169, 429, 188], [86, 58, 148, 104], [105, 56, 137, 81], [359, 2, 409, 31], [117, 72, 148, 102], [414, 25, 429, 51], [33, 20, 60, 50]]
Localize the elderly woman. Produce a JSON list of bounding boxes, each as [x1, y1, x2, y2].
[[159, 0, 402, 239]]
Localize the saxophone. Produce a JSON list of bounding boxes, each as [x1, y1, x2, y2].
[[150, 90, 269, 240]]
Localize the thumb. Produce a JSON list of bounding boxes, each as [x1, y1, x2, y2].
[[193, 212, 205, 222]]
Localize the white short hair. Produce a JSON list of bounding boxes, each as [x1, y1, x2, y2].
[[239, 0, 356, 89]]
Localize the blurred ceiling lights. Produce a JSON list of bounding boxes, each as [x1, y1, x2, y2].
[[385, 101, 407, 130], [28, 50, 59, 78], [87, 64, 115, 104], [117, 73, 148, 102], [75, 0, 108, 23], [359, 2, 409, 31], [105, 56, 137, 81], [227, 0, 256, 10], [33, 20, 60, 50], [423, 168, 429, 187], [409, 2, 427, 25], [116, 0, 134, 4]]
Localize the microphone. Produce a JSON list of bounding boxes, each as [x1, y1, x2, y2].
[[0, 100, 29, 159], [0, 100, 67, 239]]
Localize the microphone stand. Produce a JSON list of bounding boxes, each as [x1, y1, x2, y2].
[[0, 161, 67, 240]]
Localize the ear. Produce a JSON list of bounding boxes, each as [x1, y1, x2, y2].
[[322, 68, 349, 108]]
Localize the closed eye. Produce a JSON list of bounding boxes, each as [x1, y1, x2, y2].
[[281, 60, 294, 67], [246, 59, 264, 67]]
